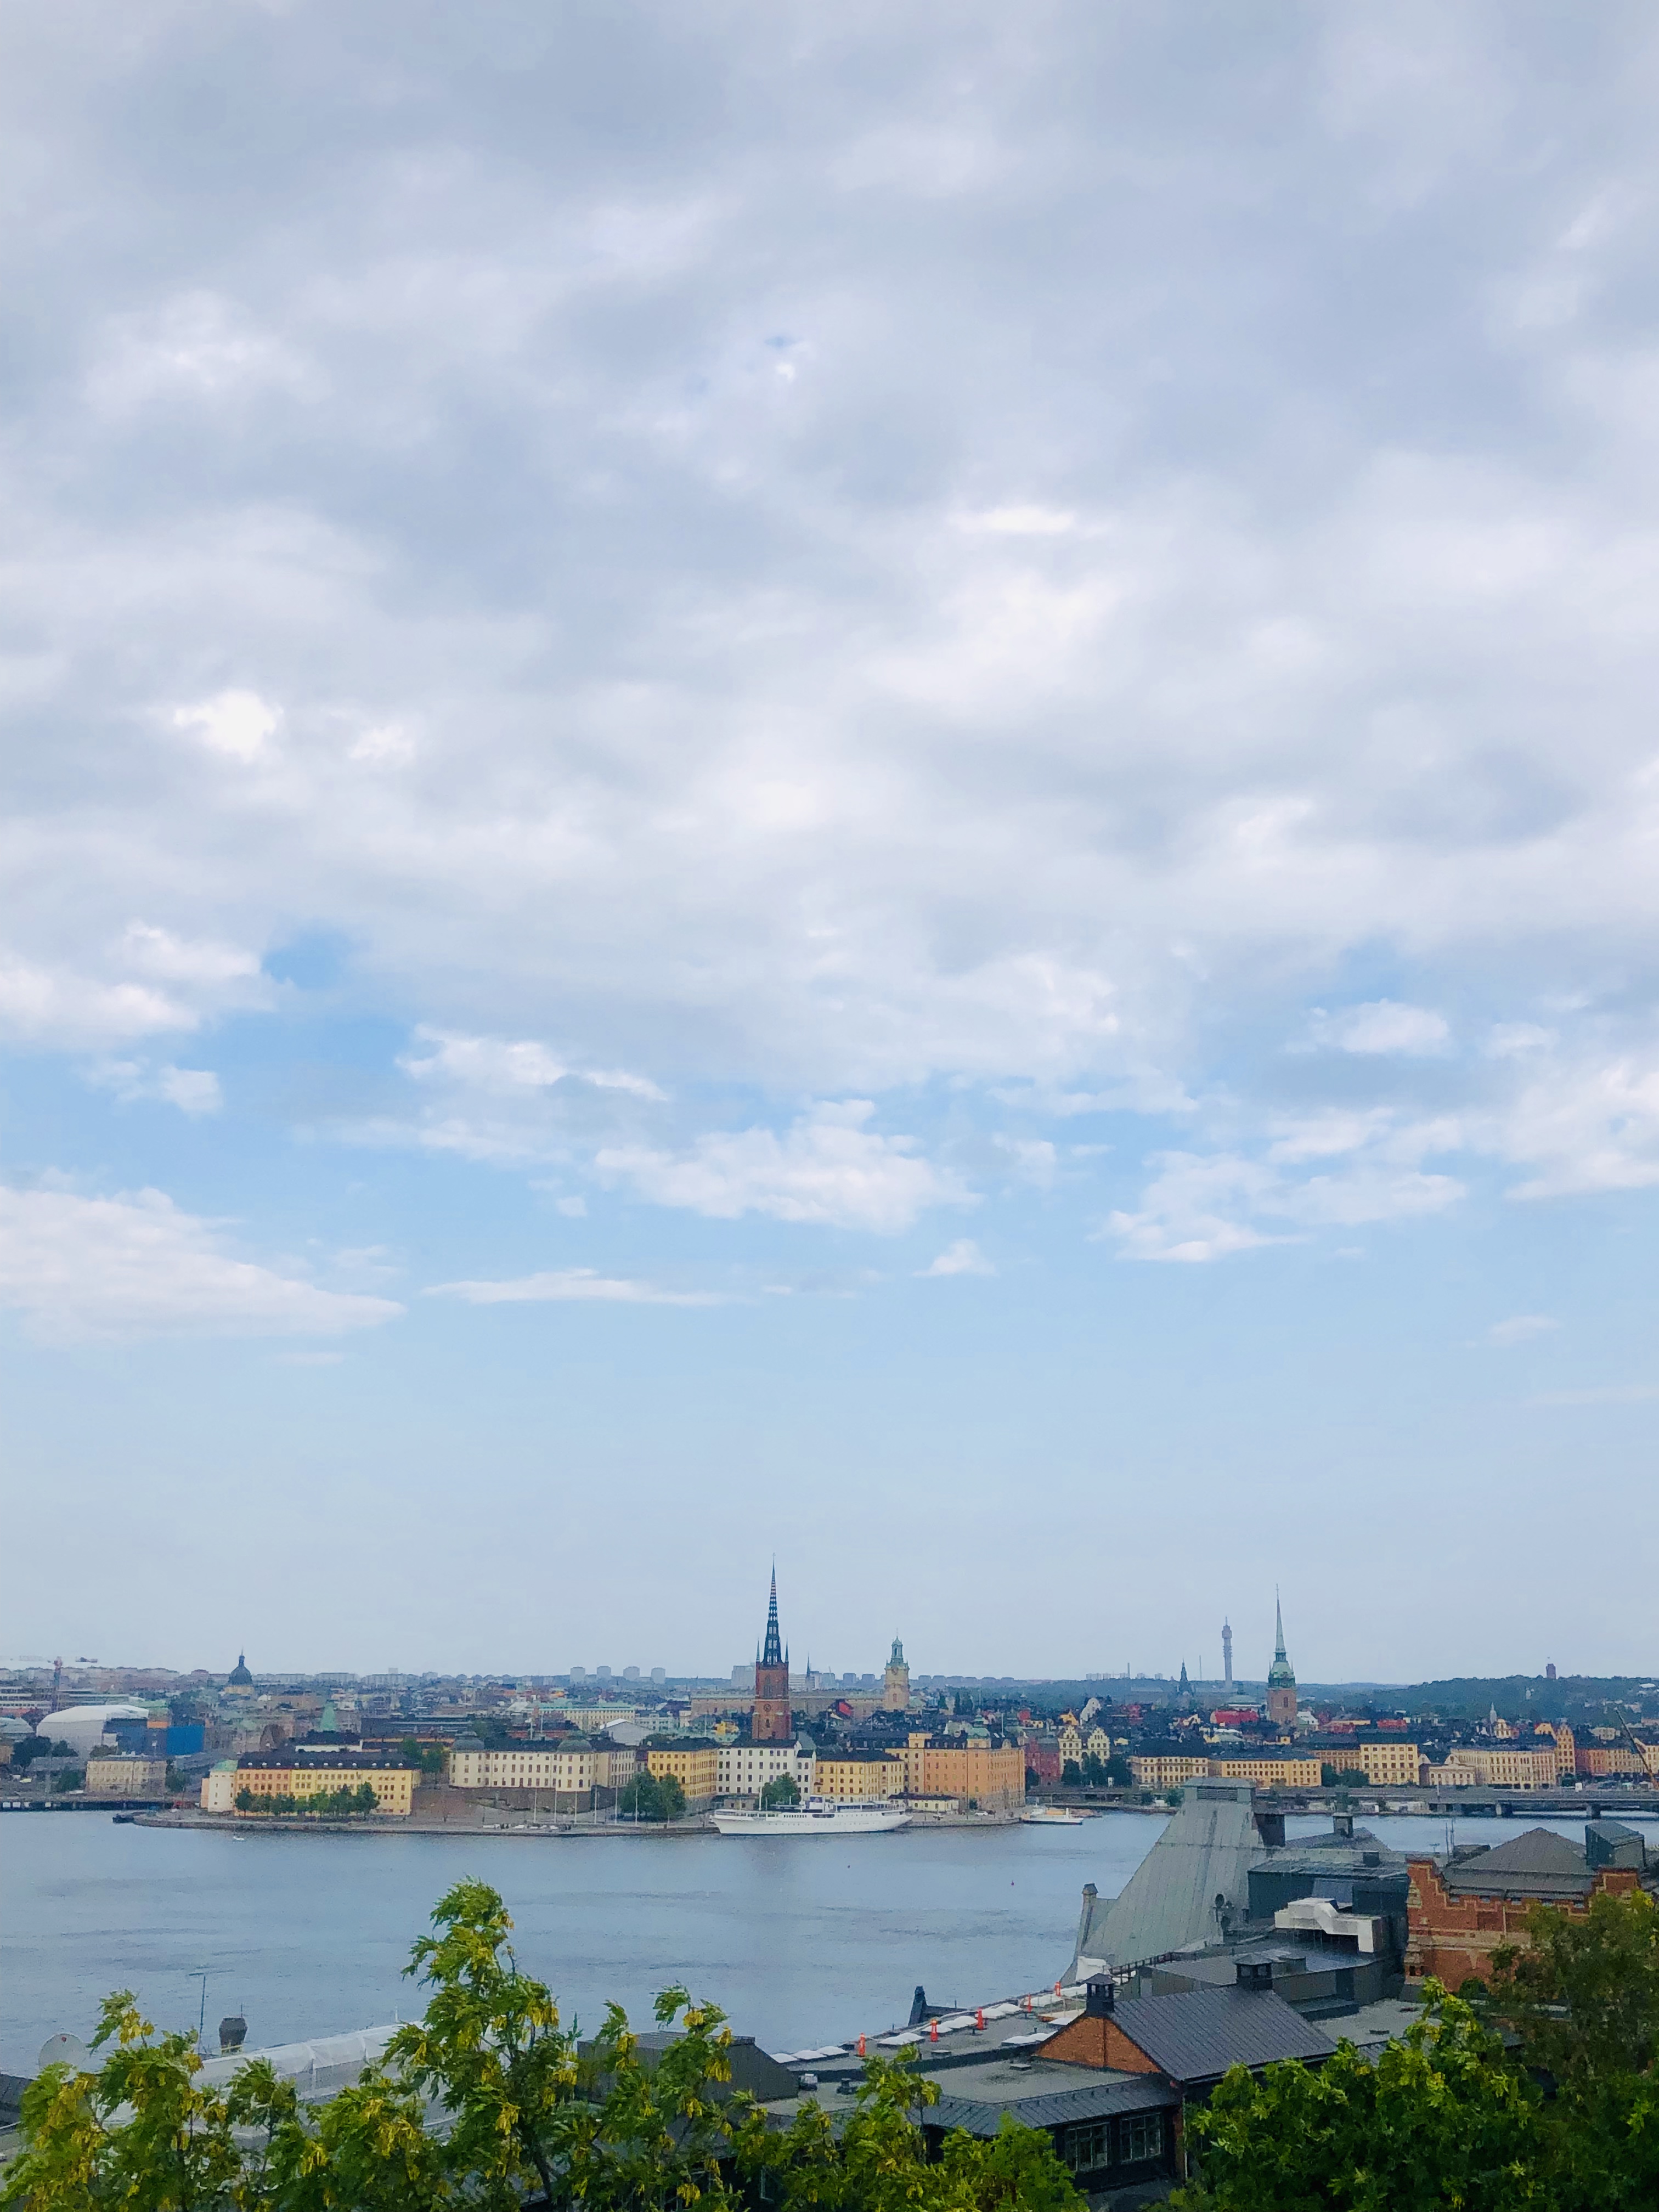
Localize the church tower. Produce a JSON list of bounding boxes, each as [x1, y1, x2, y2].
[[752, 1566, 792, 1742], [882, 1637, 910, 1711], [1266, 1595, 1297, 1732]]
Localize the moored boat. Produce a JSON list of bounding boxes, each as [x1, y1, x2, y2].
[[709, 1797, 910, 1837]]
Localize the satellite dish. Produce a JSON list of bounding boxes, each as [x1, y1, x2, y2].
[[38, 2034, 92, 2074]]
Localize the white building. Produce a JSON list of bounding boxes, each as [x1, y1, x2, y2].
[[201, 1761, 240, 1812], [716, 1740, 815, 1802], [447, 1737, 638, 1795]]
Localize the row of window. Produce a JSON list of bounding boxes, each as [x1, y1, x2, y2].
[[1061, 2111, 1165, 2175]]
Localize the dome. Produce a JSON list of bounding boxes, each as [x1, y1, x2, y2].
[[227, 1652, 253, 1688]]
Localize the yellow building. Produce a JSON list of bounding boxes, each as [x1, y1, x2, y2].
[[1440, 1746, 1561, 1789], [233, 1757, 416, 1815], [86, 1753, 169, 1796], [814, 1752, 902, 1802], [1130, 1754, 1211, 1790], [448, 1739, 629, 1795], [895, 1734, 1026, 1810], [1322, 1742, 1425, 1788], [1214, 1754, 1323, 1788], [645, 1740, 720, 1804]]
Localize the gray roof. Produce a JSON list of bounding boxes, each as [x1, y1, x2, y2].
[[1069, 1782, 1266, 1974], [1105, 1987, 1336, 2085], [928, 2074, 1179, 2137], [1438, 1828, 1595, 1900]]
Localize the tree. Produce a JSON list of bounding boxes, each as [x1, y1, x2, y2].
[[1060, 1759, 1083, 1788], [1484, 1888, 1659, 2209], [616, 1770, 685, 1821], [760, 1773, 800, 1809], [1172, 1985, 1550, 2211], [52, 1767, 82, 1794], [1105, 1752, 1132, 1786], [1080, 1754, 1107, 1786], [0, 1991, 242, 2212]]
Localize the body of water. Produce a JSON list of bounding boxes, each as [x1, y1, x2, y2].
[[5, 1809, 1654, 2074]]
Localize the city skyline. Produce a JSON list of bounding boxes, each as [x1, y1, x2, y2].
[[5, 8, 1659, 1675]]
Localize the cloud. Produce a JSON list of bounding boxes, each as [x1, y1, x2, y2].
[[1496, 1054, 1659, 1198], [918, 1238, 996, 1277], [88, 1062, 223, 1115], [595, 1103, 972, 1231], [1306, 1002, 1452, 1056], [171, 689, 281, 763], [400, 1030, 664, 1102], [1486, 1314, 1559, 1347], [1108, 1114, 1466, 1261], [426, 1268, 724, 1307], [0, 1187, 404, 1342]]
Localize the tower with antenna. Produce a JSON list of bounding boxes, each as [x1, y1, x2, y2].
[[752, 1565, 792, 1742], [1222, 1618, 1233, 1692]]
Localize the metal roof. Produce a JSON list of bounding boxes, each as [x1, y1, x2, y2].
[[928, 2075, 1180, 2136], [1070, 1782, 1266, 1974], [1109, 1987, 1336, 2085], [1438, 1827, 1595, 1899]]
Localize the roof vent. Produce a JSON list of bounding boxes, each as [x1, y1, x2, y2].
[[1085, 1974, 1115, 2018], [1235, 1959, 1275, 1993]]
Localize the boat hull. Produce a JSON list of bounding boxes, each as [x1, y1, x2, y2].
[[709, 1802, 910, 1836]]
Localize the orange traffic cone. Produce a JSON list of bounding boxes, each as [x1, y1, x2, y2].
[[856, 2034, 866, 2057], [929, 2019, 939, 2042], [975, 2008, 985, 2031]]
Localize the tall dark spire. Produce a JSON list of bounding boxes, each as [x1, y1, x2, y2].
[[761, 1564, 783, 1668]]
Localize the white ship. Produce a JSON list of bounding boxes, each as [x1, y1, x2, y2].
[[709, 1797, 911, 1837], [1021, 1806, 1087, 1826]]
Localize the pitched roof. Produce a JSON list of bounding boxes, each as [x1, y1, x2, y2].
[[1070, 1782, 1266, 1974], [1110, 1987, 1336, 2085], [928, 2075, 1180, 2137], [1439, 1827, 1595, 1899]]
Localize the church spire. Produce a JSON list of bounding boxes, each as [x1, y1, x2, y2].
[[760, 1564, 783, 1669], [1274, 1590, 1287, 1664]]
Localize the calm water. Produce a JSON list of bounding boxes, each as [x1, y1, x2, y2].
[[5, 1809, 1655, 2073]]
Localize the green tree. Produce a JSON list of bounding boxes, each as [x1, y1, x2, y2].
[[1173, 1984, 1550, 2211], [1060, 1760, 1082, 1788], [388, 1876, 577, 2208], [1485, 1888, 1659, 2210], [52, 1767, 82, 1793], [759, 1773, 800, 1809], [0, 1992, 241, 2212], [616, 1771, 686, 1822]]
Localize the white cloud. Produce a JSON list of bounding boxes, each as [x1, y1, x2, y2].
[[0, 957, 192, 1046], [0, 1187, 403, 1342], [89, 1062, 223, 1116], [918, 1238, 996, 1277], [1306, 1001, 1452, 1056], [400, 1029, 664, 1102], [994, 1136, 1058, 1186], [1108, 1113, 1466, 1261], [1497, 1054, 1659, 1198], [426, 1267, 724, 1307], [1486, 1314, 1559, 1346], [171, 689, 281, 763], [596, 1103, 972, 1231]]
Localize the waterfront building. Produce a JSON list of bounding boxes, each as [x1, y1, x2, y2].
[[1265, 1599, 1297, 1732], [752, 1568, 792, 1744], [716, 1739, 814, 1802], [231, 1752, 417, 1815], [893, 1732, 1027, 1810], [1304, 1739, 1425, 1788], [200, 1760, 239, 1812], [447, 1737, 636, 1798], [1407, 1820, 1656, 1985], [812, 1750, 903, 1801], [645, 1737, 721, 1805], [1424, 1744, 1561, 1790], [85, 1752, 168, 1796]]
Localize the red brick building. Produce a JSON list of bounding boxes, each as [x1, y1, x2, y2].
[[1407, 1821, 1656, 1985], [751, 1567, 792, 1743]]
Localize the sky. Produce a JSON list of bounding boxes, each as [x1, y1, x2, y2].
[[4, 2, 1659, 1684]]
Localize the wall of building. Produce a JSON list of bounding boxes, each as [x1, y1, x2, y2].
[[1406, 1856, 1646, 1984]]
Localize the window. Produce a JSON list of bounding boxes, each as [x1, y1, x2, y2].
[[1118, 2112, 1163, 2166], [1062, 2123, 1108, 2174]]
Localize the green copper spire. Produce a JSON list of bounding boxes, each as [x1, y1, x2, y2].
[[1267, 1593, 1295, 1688]]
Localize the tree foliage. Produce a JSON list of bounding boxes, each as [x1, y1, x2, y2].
[[616, 1771, 686, 1821], [1, 1880, 1082, 2212], [1174, 1985, 1551, 2211], [232, 1783, 382, 1818], [759, 1774, 800, 1809]]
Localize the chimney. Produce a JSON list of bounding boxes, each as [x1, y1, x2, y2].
[[1235, 1960, 1275, 1993], [1085, 1974, 1115, 2018], [1332, 1811, 1354, 1839]]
